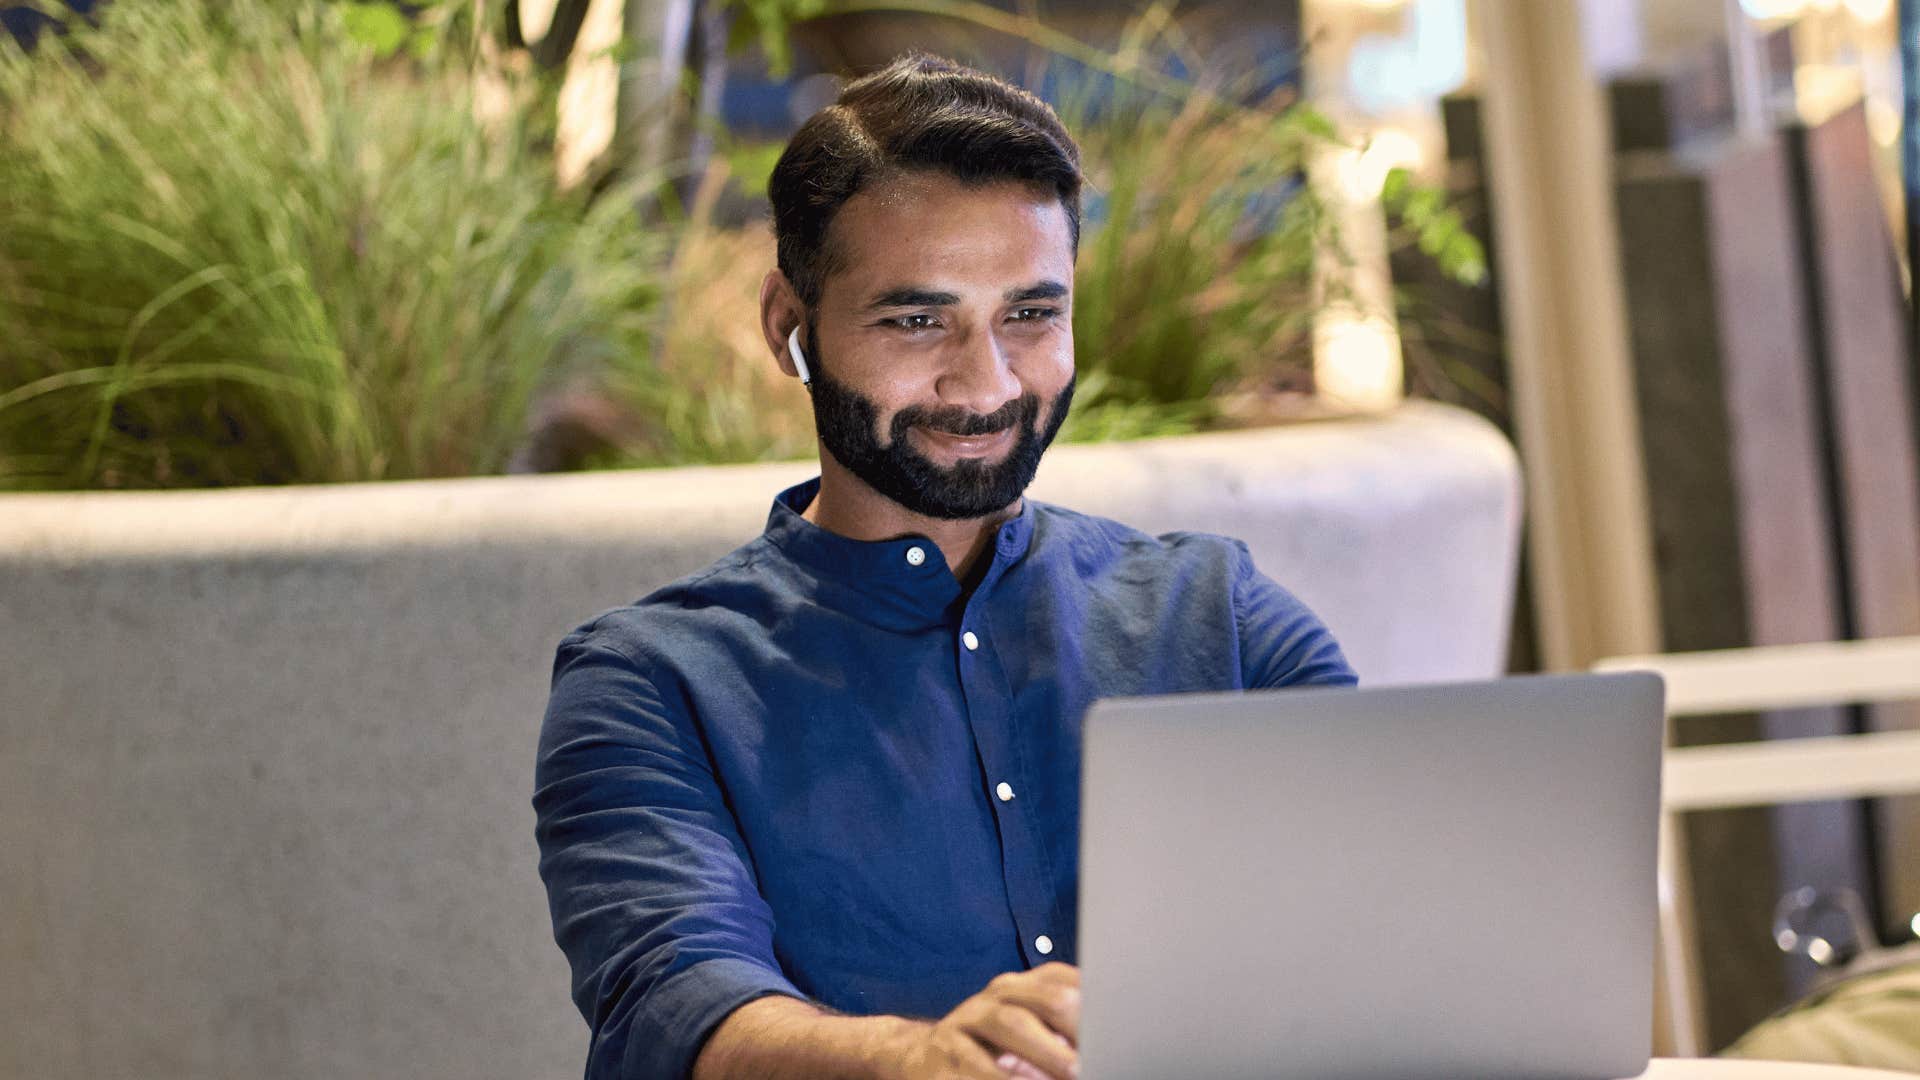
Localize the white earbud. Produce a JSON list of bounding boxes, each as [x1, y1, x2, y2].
[[786, 326, 813, 388]]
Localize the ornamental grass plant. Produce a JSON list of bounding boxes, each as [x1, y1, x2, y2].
[[0, 0, 1482, 488], [1062, 82, 1333, 435], [0, 0, 667, 489]]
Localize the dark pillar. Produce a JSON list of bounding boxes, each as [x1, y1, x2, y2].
[[1611, 67, 1873, 1046], [1783, 101, 1920, 938], [1390, 93, 1539, 674]]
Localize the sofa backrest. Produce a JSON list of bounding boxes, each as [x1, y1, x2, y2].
[[0, 401, 1518, 1078]]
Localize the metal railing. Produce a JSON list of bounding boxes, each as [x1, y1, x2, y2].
[[1595, 635, 1920, 1056]]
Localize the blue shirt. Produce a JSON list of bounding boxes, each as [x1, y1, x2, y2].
[[533, 479, 1356, 1078]]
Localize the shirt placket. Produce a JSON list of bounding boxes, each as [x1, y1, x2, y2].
[[955, 552, 1062, 968]]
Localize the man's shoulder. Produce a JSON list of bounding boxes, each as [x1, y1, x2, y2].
[[1029, 500, 1252, 574], [557, 535, 793, 666]]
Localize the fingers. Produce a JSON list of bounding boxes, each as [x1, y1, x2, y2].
[[923, 1029, 1019, 1080], [919, 964, 1083, 1080], [996, 1051, 1058, 1079], [987, 977, 1080, 1045], [964, 1002, 1078, 1080]]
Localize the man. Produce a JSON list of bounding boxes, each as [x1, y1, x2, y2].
[[534, 53, 1356, 1080]]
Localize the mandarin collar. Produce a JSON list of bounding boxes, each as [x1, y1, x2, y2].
[[761, 479, 1036, 620]]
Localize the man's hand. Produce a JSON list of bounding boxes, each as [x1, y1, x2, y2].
[[889, 962, 1081, 1080]]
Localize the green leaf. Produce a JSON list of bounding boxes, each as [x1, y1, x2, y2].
[[1441, 230, 1488, 284], [725, 14, 759, 56], [717, 0, 836, 76], [605, 36, 640, 65], [1287, 105, 1339, 142], [1405, 187, 1445, 221], [1379, 166, 1413, 207], [720, 140, 785, 198], [340, 2, 410, 58]]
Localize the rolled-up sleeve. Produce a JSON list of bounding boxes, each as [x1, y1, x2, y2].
[[1230, 543, 1360, 689], [533, 630, 804, 1079]]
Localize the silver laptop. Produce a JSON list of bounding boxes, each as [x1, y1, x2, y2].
[[1076, 672, 1665, 1080]]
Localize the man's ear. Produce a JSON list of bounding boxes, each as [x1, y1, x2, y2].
[[759, 269, 806, 381]]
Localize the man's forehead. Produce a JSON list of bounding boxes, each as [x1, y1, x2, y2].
[[820, 172, 1074, 305]]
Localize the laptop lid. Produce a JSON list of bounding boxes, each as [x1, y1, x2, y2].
[[1076, 672, 1665, 1080]]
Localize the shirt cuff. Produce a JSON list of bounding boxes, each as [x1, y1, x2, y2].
[[627, 957, 809, 1080]]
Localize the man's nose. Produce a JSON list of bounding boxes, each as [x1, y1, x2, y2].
[[936, 327, 1022, 417]]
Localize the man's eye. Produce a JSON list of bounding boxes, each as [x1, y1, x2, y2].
[[1010, 307, 1060, 323], [886, 314, 940, 330]]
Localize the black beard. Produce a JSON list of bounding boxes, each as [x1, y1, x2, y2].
[[805, 334, 1074, 521]]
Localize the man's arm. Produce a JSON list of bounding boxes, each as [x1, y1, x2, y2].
[[692, 996, 926, 1080], [1231, 542, 1359, 688], [534, 632, 807, 1079], [695, 964, 1082, 1080]]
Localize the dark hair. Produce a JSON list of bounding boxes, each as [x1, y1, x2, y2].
[[768, 52, 1083, 309]]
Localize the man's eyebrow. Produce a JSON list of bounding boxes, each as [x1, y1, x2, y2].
[[866, 287, 961, 310], [1005, 280, 1069, 303]]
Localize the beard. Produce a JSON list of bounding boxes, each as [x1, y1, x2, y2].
[[805, 330, 1075, 521]]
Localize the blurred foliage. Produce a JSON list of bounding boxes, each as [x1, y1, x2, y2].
[[726, 0, 833, 77], [0, 0, 1485, 489], [1382, 165, 1487, 285], [722, 0, 1195, 99], [611, 208, 816, 466], [0, 0, 667, 489], [338, 1, 422, 57], [1062, 89, 1337, 433]]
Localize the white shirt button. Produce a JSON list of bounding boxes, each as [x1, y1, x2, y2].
[[996, 781, 1014, 802], [962, 631, 979, 651], [1034, 935, 1054, 955], [905, 545, 926, 567]]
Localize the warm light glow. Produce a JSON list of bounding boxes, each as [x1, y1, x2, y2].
[[1740, 0, 1810, 19], [1910, 911, 1920, 939], [1868, 98, 1902, 147], [1338, 128, 1424, 202], [554, 0, 623, 189], [1314, 313, 1404, 412], [1795, 63, 1867, 124], [1844, 0, 1893, 21], [1333, 148, 1367, 202], [518, 0, 561, 39]]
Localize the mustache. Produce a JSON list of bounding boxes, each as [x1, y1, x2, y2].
[[893, 394, 1038, 438]]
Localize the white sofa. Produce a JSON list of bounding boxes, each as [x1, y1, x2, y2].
[[0, 401, 1519, 1078]]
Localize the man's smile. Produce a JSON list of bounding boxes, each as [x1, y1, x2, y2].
[[910, 423, 1018, 460]]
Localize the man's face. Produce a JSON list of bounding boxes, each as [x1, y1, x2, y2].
[[804, 171, 1076, 521]]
